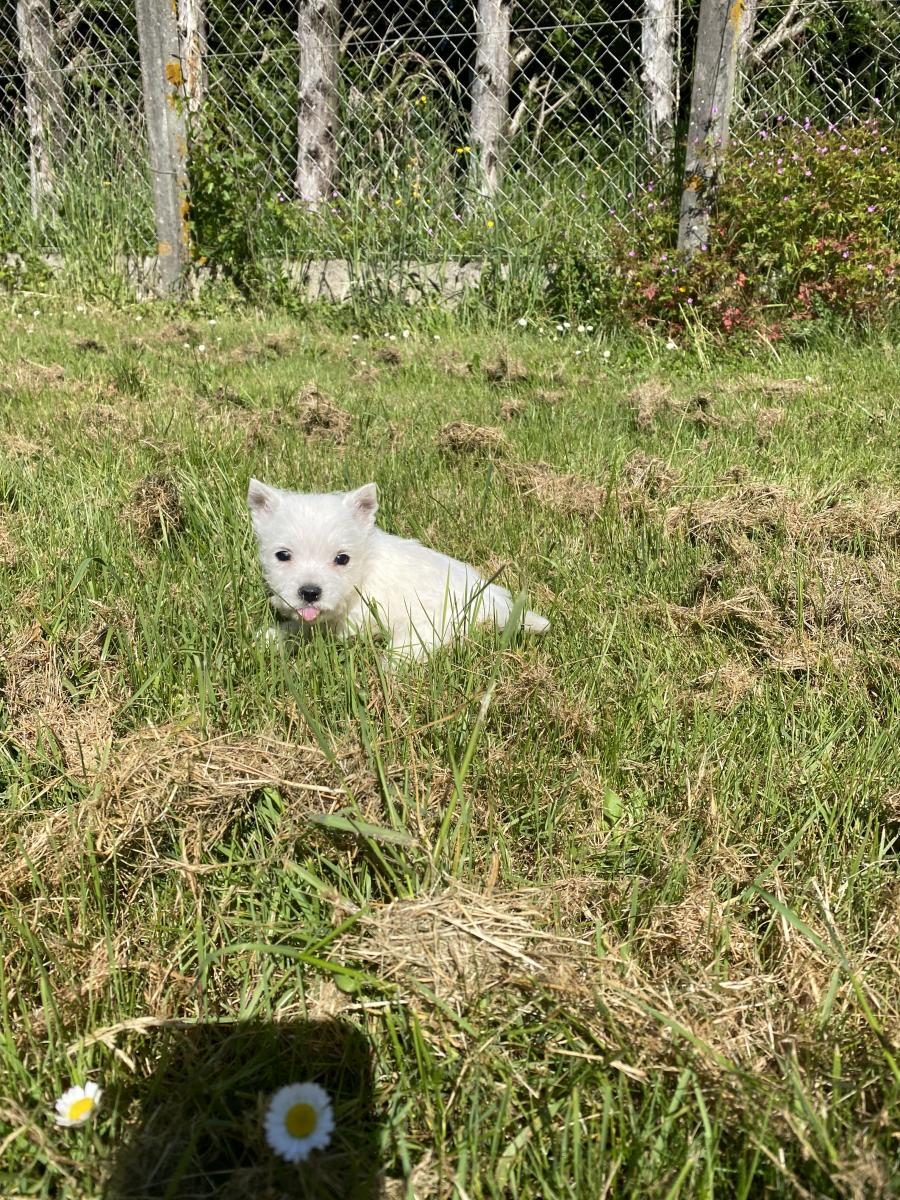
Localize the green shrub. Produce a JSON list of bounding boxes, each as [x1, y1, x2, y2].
[[549, 117, 900, 338]]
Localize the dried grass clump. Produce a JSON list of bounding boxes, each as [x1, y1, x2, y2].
[[755, 406, 785, 443], [0, 513, 19, 566], [693, 659, 760, 711], [631, 379, 673, 429], [125, 473, 183, 542], [498, 397, 525, 421], [1, 622, 123, 769], [802, 495, 900, 550], [631, 381, 721, 430], [501, 460, 607, 518], [3, 725, 377, 895], [7, 360, 69, 393], [338, 884, 584, 1010], [436, 421, 509, 458], [294, 383, 352, 443], [639, 879, 759, 974], [664, 481, 797, 546], [492, 654, 599, 739], [668, 587, 786, 647], [780, 551, 898, 636], [374, 346, 403, 366], [484, 356, 529, 385], [723, 374, 817, 398], [0, 432, 47, 459], [620, 451, 680, 501]]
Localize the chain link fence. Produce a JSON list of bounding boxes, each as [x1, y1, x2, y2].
[[1, 1, 898, 283]]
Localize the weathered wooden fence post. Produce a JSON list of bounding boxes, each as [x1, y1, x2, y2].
[[176, 0, 207, 116], [135, 0, 190, 293], [471, 0, 512, 198], [15, 0, 66, 218], [640, 0, 677, 169], [677, 0, 744, 255], [296, 0, 341, 209]]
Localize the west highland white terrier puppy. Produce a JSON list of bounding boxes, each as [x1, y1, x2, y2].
[[248, 479, 549, 658]]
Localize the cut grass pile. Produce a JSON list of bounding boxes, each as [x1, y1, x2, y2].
[[0, 299, 898, 1198]]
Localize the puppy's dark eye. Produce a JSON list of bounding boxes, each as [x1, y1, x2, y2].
[[275, 550, 292, 562], [333, 552, 350, 566]]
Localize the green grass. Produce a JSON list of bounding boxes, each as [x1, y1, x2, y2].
[[1, 298, 899, 1198]]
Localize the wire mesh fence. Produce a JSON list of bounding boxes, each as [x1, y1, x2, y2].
[[1, 1, 898, 282]]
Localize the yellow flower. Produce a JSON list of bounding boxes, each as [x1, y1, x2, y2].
[[455, 146, 471, 155], [395, 197, 402, 205], [486, 220, 495, 229]]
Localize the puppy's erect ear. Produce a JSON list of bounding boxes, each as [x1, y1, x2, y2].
[[247, 478, 280, 523], [343, 482, 378, 526]]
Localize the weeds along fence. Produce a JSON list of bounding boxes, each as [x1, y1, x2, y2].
[[1, 1, 899, 297]]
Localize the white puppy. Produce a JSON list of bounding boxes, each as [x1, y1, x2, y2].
[[248, 479, 549, 658]]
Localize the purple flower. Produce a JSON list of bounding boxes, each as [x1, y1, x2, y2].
[[804, 169, 812, 176], [842, 251, 849, 259], [867, 205, 877, 212], [866, 264, 874, 271]]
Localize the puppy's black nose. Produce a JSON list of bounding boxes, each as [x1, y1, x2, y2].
[[298, 585, 322, 603]]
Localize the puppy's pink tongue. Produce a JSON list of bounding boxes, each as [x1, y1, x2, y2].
[[299, 606, 319, 622]]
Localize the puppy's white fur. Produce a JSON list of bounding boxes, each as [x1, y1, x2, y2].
[[248, 479, 549, 658]]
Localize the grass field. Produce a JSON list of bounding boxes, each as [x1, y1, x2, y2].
[[0, 298, 898, 1198]]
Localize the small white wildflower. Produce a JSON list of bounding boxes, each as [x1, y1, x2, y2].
[[517, 317, 528, 328], [401, 329, 410, 339], [602, 349, 611, 359], [197, 344, 206, 353], [54, 1081, 102, 1127], [665, 339, 678, 351], [75, 304, 86, 314], [352, 334, 361, 341], [562, 321, 571, 330], [32, 309, 40, 317], [555, 324, 564, 333], [207, 318, 217, 325], [586, 324, 594, 333], [264, 1082, 334, 1164], [804, 374, 814, 383]]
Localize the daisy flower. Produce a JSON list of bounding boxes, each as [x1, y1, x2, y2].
[[54, 1081, 102, 1127], [264, 1082, 334, 1164]]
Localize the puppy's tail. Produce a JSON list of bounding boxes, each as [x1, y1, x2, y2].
[[522, 609, 550, 635]]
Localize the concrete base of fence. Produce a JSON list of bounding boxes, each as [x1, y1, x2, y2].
[[4, 253, 504, 305]]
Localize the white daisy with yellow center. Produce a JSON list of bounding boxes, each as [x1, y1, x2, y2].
[[264, 1081, 334, 1163], [54, 1081, 103, 1127]]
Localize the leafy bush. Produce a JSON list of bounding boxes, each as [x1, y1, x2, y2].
[[550, 118, 900, 338]]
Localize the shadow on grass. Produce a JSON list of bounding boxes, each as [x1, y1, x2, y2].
[[103, 1018, 380, 1199]]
